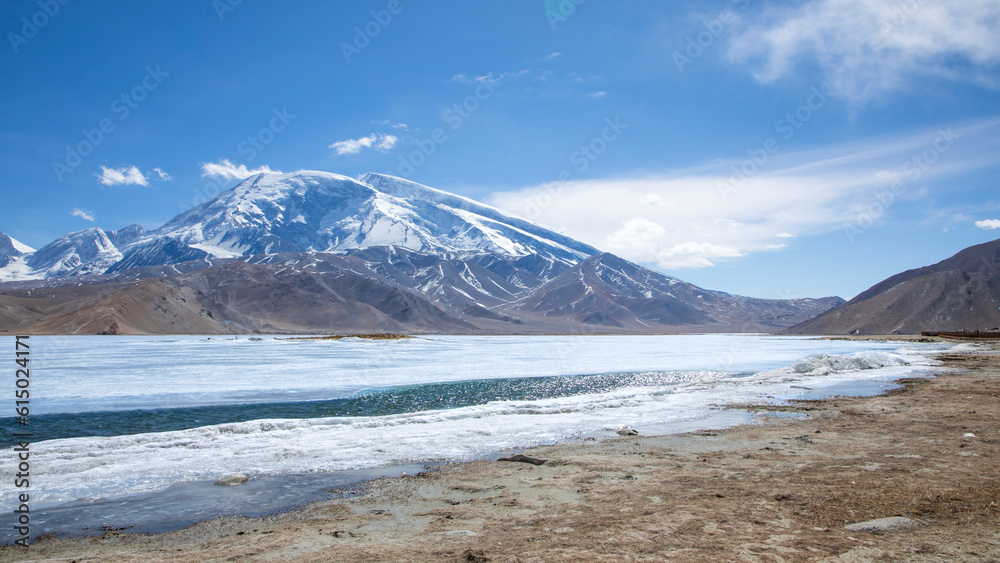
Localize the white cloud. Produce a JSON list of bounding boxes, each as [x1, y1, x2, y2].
[[98, 165, 149, 186], [376, 134, 398, 151], [604, 220, 744, 268], [330, 134, 376, 155], [373, 120, 409, 130], [976, 219, 1000, 230], [71, 208, 95, 221], [727, 0, 1000, 102], [97, 165, 172, 186], [450, 69, 531, 84], [488, 119, 1000, 271], [200, 159, 278, 180], [152, 167, 172, 181], [329, 133, 398, 156], [641, 193, 665, 206]]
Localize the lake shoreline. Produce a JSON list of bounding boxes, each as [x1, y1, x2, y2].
[[4, 343, 998, 561]]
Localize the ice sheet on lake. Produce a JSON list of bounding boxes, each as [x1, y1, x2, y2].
[[0, 335, 951, 510]]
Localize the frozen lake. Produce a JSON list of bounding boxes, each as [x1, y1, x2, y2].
[[0, 334, 953, 541]]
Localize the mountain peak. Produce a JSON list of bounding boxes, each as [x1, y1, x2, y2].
[[107, 224, 147, 247], [153, 169, 597, 264], [25, 227, 122, 278], [0, 230, 33, 269], [0, 230, 34, 256]]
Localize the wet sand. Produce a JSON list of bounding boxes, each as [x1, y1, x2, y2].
[[4, 344, 999, 562]]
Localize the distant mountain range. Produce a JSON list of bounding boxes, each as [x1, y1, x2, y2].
[[0, 171, 843, 335], [790, 238, 1000, 335]]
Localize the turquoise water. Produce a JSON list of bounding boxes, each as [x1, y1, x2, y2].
[[1, 369, 743, 446]]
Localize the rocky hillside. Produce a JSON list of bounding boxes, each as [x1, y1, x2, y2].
[[790, 238, 1000, 335]]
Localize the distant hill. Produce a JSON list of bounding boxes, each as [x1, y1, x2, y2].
[[790, 238, 1000, 335], [0, 249, 844, 335], [0, 170, 843, 335]]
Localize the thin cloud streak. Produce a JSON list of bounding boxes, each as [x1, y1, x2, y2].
[[727, 0, 1000, 103], [488, 118, 1000, 271]]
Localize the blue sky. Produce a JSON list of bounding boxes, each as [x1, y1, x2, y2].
[[2, 0, 999, 300]]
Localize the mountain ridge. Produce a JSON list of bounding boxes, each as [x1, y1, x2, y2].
[[790, 238, 1000, 334], [0, 170, 844, 334]]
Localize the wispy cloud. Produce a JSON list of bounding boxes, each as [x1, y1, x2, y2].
[[151, 167, 172, 181], [200, 159, 278, 180], [450, 69, 531, 84], [98, 165, 149, 186], [489, 119, 1000, 270], [71, 208, 95, 221], [373, 119, 409, 130], [727, 0, 1000, 103], [329, 133, 398, 155], [97, 165, 172, 186], [449, 67, 604, 101], [976, 219, 1000, 230]]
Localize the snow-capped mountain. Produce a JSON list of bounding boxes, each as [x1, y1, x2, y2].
[[0, 230, 33, 267], [107, 224, 148, 247], [0, 171, 598, 281], [0, 169, 845, 334], [154, 171, 598, 263], [24, 227, 123, 278]]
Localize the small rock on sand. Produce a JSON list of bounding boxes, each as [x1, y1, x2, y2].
[[844, 516, 923, 533], [214, 473, 249, 486], [497, 454, 547, 466]]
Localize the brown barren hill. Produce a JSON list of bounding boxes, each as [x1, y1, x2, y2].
[[23, 280, 229, 335], [792, 237, 1000, 334]]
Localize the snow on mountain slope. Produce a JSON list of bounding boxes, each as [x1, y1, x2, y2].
[[1, 171, 600, 282], [504, 253, 843, 330], [0, 231, 34, 256], [107, 224, 147, 248], [0, 230, 33, 266], [0, 231, 36, 279], [360, 173, 598, 260], [24, 228, 123, 278], [155, 171, 597, 264], [105, 237, 211, 274]]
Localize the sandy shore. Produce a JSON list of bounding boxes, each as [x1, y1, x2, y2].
[[4, 344, 1000, 562]]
